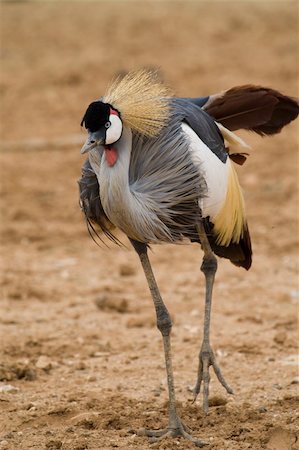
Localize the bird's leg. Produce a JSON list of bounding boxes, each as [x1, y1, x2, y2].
[[193, 222, 233, 413], [130, 239, 207, 447]]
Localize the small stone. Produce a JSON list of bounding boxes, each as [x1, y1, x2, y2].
[[24, 402, 36, 410], [291, 376, 299, 384], [45, 440, 62, 449], [68, 412, 99, 428], [258, 406, 268, 413], [280, 354, 298, 366], [208, 395, 228, 407], [0, 384, 19, 393], [87, 375, 97, 382], [152, 387, 162, 397], [94, 295, 129, 313], [274, 331, 287, 344], [22, 368, 37, 381], [36, 355, 52, 371], [0, 441, 9, 449], [75, 361, 86, 370], [119, 264, 136, 277]]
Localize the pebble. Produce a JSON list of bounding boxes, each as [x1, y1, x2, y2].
[[45, 440, 62, 449], [274, 331, 287, 344], [258, 406, 268, 413], [23, 368, 37, 381], [280, 354, 298, 366], [68, 412, 99, 427], [75, 361, 86, 370], [208, 395, 228, 407], [291, 376, 299, 384], [119, 264, 136, 276], [24, 401, 37, 410], [152, 388, 161, 397], [0, 441, 9, 449], [35, 355, 52, 371], [0, 384, 19, 393], [94, 295, 129, 313], [86, 375, 96, 382]]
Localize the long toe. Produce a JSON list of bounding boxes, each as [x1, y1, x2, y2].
[[194, 343, 233, 413], [135, 422, 207, 447]]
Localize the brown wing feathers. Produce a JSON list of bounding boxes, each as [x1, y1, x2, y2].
[[203, 85, 299, 135]]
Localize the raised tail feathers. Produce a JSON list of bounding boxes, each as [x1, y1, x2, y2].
[[202, 85, 299, 135]]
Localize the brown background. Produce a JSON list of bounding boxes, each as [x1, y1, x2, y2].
[[0, 1, 298, 449]]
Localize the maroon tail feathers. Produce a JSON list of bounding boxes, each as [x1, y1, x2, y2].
[[203, 85, 299, 135]]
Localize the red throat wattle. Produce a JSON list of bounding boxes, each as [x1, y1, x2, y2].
[[104, 146, 118, 167]]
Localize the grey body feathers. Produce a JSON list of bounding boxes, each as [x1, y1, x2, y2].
[[79, 99, 225, 244]]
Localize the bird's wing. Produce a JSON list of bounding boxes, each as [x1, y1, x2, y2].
[[173, 99, 252, 270], [180, 96, 210, 109], [188, 86, 299, 135], [78, 158, 120, 244], [172, 98, 228, 163]]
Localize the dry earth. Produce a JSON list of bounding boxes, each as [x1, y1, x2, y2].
[[0, 2, 299, 450]]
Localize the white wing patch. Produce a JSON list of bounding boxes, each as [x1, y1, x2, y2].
[[182, 123, 246, 246], [181, 123, 230, 220]]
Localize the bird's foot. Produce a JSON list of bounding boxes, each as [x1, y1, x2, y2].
[[137, 417, 207, 447], [193, 342, 233, 413]]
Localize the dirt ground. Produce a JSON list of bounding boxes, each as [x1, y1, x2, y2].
[[0, 2, 298, 449]]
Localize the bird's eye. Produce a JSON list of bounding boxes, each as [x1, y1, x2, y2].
[[105, 121, 111, 129]]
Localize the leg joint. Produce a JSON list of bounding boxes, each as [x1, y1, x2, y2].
[[201, 253, 217, 275], [156, 309, 172, 336]]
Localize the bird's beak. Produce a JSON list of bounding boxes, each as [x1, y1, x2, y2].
[[81, 130, 105, 154]]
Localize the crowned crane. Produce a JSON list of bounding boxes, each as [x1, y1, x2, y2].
[[79, 70, 299, 447]]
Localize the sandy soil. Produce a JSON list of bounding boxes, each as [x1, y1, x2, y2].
[[0, 2, 298, 449]]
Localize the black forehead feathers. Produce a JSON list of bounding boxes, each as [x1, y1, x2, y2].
[[81, 101, 110, 132]]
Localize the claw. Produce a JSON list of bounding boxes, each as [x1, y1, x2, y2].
[[140, 426, 208, 447], [193, 343, 233, 412], [135, 417, 208, 447]]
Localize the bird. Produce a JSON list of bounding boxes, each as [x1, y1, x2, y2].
[[78, 69, 299, 447]]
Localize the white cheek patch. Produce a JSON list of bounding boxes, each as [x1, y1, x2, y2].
[[106, 114, 123, 145]]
